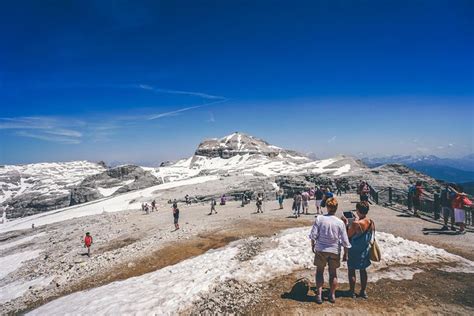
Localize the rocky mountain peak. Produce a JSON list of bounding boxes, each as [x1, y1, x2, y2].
[[195, 132, 284, 159]]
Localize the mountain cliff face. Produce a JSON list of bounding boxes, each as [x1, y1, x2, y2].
[[0, 161, 106, 218], [0, 163, 162, 219], [194, 132, 301, 159]]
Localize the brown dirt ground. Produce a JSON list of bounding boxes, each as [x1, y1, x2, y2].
[[247, 267, 474, 315]]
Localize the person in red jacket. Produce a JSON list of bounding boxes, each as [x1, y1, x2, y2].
[[84, 232, 93, 257], [452, 192, 473, 234]]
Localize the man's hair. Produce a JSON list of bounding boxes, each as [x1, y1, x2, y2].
[[326, 197, 338, 213], [356, 201, 370, 214]]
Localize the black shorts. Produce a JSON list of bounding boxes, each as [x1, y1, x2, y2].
[[173, 216, 179, 224]]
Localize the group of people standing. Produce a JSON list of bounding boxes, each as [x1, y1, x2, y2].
[[440, 184, 472, 234], [291, 186, 335, 217]]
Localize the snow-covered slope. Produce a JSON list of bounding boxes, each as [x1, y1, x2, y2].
[[153, 132, 363, 182], [0, 161, 106, 218]]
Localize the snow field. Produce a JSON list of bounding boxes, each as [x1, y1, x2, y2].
[[29, 227, 474, 315]]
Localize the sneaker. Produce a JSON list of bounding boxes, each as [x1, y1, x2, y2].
[[451, 227, 457, 231], [441, 225, 449, 231], [315, 295, 323, 305], [359, 291, 368, 299]]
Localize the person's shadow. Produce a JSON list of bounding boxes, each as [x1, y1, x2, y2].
[[281, 279, 352, 302], [422, 228, 459, 235]]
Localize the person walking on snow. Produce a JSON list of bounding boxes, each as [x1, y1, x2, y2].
[[209, 198, 218, 215], [84, 232, 93, 257], [151, 200, 157, 212]]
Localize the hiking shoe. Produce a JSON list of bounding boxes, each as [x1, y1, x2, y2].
[[441, 225, 449, 231], [328, 296, 336, 304], [359, 291, 368, 299], [348, 291, 356, 299], [451, 227, 456, 231], [315, 295, 323, 304]]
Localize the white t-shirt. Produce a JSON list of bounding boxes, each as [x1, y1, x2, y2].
[[309, 214, 351, 255]]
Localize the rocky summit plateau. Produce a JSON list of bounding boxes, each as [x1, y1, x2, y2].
[[1, 132, 442, 219]]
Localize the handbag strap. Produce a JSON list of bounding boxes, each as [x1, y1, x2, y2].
[[369, 219, 376, 243]]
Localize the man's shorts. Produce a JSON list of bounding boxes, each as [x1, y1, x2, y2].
[[173, 216, 179, 224], [302, 201, 309, 207], [314, 251, 340, 269], [315, 200, 322, 207]]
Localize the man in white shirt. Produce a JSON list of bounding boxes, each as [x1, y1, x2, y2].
[[309, 197, 351, 304]]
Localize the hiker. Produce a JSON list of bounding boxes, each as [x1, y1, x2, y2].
[[407, 184, 415, 211], [172, 199, 178, 209], [173, 206, 180, 230], [412, 181, 423, 217], [293, 192, 302, 217], [209, 198, 217, 215], [84, 232, 93, 257], [342, 201, 373, 299], [144, 203, 150, 214], [335, 180, 343, 196], [315, 187, 324, 214], [185, 194, 190, 205], [241, 192, 246, 207], [277, 188, 284, 209], [309, 197, 351, 304], [256, 193, 263, 213], [441, 185, 456, 231], [451, 189, 472, 234], [302, 191, 310, 215], [220, 194, 226, 205], [151, 200, 157, 212], [358, 181, 369, 202]]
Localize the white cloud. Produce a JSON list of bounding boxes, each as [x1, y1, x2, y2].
[[15, 131, 81, 144], [137, 84, 226, 100], [327, 136, 336, 143]]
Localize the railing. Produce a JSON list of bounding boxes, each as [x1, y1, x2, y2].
[[367, 185, 473, 227]]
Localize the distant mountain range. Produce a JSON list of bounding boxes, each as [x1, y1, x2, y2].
[[362, 154, 474, 183]]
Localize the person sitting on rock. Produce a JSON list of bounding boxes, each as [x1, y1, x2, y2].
[[84, 232, 93, 257]]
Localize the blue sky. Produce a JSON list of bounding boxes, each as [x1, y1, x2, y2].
[[1, 0, 473, 165]]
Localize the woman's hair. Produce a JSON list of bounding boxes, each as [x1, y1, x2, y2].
[[326, 197, 338, 212], [356, 201, 370, 215]]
